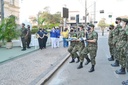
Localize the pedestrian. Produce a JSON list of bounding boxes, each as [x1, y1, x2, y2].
[[37, 28, 44, 50], [111, 17, 122, 67], [20, 23, 28, 51], [78, 24, 98, 72], [115, 18, 127, 74], [56, 27, 61, 48], [42, 29, 48, 49], [50, 27, 57, 48], [26, 25, 31, 48], [108, 25, 114, 61], [61, 28, 69, 47]]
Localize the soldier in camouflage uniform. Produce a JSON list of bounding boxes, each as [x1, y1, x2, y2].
[[108, 25, 115, 61], [122, 19, 128, 85], [115, 18, 127, 74], [77, 24, 98, 72], [68, 28, 79, 63], [76, 25, 86, 63], [20, 23, 28, 51], [111, 17, 122, 67], [69, 26, 86, 63]]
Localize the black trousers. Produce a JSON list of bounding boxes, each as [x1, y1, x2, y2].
[[21, 37, 26, 49], [38, 38, 43, 49], [42, 36, 48, 48], [27, 37, 31, 47]]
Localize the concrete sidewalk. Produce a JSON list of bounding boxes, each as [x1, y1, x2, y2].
[[0, 41, 69, 85]]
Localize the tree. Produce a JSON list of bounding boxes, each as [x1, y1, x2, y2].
[[98, 18, 108, 36]]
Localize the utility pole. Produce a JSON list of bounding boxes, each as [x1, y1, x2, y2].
[[85, 0, 87, 29], [94, 1, 96, 24], [0, 0, 4, 22]]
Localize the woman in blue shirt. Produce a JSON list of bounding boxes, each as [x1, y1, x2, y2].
[[50, 27, 57, 48]]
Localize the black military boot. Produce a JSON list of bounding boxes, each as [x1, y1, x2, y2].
[[69, 58, 75, 63], [111, 60, 119, 67], [89, 65, 95, 72], [76, 57, 80, 63], [85, 57, 91, 65], [108, 56, 114, 61], [116, 67, 126, 74], [77, 62, 83, 69]]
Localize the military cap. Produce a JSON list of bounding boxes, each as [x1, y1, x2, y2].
[[122, 18, 128, 22], [22, 23, 25, 25], [89, 24, 95, 28], [116, 17, 122, 20]]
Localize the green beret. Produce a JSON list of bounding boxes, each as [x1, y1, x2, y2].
[[89, 24, 95, 28], [122, 18, 128, 22], [116, 17, 122, 20]]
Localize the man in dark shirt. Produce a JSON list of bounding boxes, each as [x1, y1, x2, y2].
[[27, 25, 31, 48]]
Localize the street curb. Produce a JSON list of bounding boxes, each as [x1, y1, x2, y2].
[[0, 44, 51, 64], [36, 54, 70, 85], [0, 48, 39, 64]]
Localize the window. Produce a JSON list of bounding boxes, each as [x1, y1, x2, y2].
[[10, 0, 14, 5], [70, 16, 75, 20]]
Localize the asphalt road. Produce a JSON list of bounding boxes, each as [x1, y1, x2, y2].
[[44, 30, 128, 85]]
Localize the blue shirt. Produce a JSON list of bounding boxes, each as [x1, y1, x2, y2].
[[37, 30, 44, 37], [50, 29, 57, 38], [56, 29, 60, 38]]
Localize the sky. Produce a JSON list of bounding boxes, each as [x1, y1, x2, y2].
[[20, 0, 128, 24]]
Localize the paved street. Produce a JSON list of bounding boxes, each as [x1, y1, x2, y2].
[[0, 42, 68, 85], [44, 31, 128, 85]]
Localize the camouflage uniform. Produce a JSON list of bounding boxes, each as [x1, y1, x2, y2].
[[116, 18, 127, 74], [77, 30, 86, 55], [111, 25, 122, 67], [68, 31, 79, 62], [21, 27, 28, 50], [108, 29, 114, 60], [81, 30, 98, 65], [116, 29, 127, 68], [125, 26, 128, 72]]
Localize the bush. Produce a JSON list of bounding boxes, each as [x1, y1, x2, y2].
[[31, 28, 39, 34], [32, 25, 38, 29]]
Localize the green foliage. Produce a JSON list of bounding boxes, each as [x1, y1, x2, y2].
[[98, 18, 108, 30], [32, 25, 38, 28], [0, 15, 20, 42], [31, 28, 39, 34]]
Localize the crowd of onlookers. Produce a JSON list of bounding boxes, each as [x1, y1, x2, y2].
[[20, 23, 71, 50]]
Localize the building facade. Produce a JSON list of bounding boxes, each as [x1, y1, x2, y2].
[[1, 0, 20, 24]]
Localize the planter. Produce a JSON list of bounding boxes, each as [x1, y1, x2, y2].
[[6, 42, 13, 49]]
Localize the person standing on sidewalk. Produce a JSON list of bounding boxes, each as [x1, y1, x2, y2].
[[42, 29, 48, 49], [26, 25, 31, 48], [50, 27, 57, 48], [56, 27, 61, 48], [78, 24, 98, 72], [20, 23, 28, 51], [108, 25, 114, 61], [37, 28, 44, 50], [61, 28, 69, 47]]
